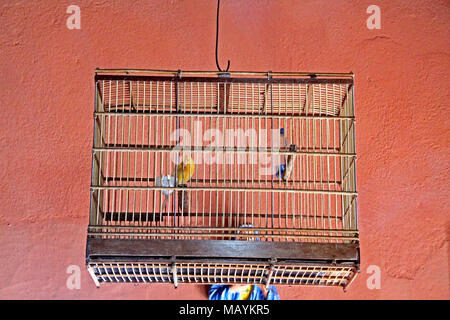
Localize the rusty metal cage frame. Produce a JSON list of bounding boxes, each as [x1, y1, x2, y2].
[[86, 69, 359, 290]]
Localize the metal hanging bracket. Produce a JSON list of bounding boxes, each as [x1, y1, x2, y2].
[[215, 0, 231, 73]]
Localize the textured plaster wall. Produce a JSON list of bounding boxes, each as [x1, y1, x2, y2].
[[0, 0, 448, 299]]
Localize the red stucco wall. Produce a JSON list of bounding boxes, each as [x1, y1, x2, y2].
[[0, 0, 448, 299]]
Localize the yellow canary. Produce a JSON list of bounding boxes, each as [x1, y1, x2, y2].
[[175, 155, 195, 184]]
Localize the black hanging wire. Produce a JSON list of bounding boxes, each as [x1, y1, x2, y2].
[[215, 0, 230, 72]]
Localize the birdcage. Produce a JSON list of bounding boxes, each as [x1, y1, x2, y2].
[[86, 69, 359, 290]]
